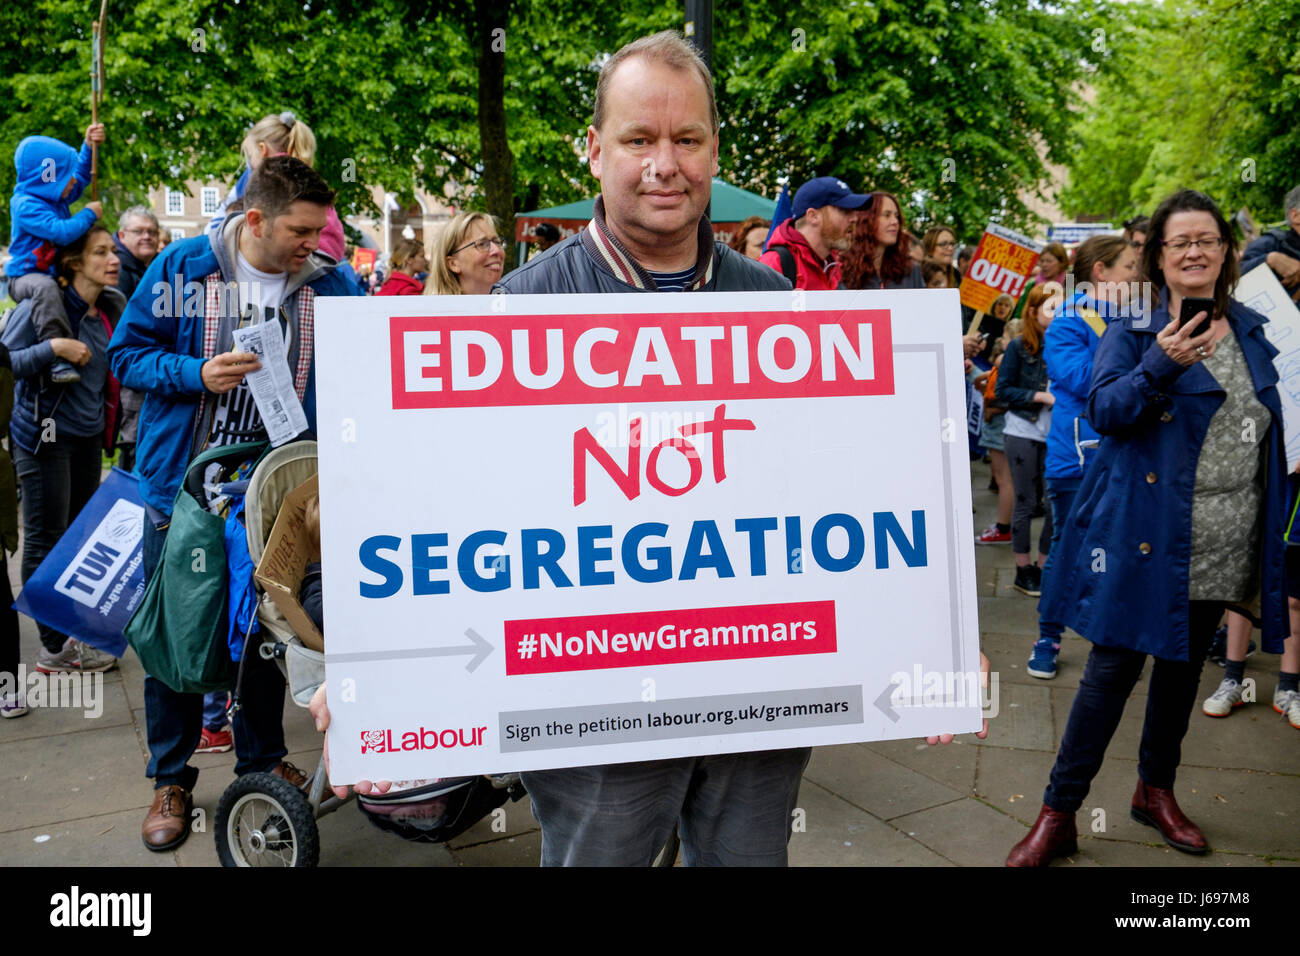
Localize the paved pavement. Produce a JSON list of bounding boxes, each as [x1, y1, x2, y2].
[[1, 460, 1296, 867]]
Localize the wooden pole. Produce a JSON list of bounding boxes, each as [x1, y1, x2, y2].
[[966, 310, 986, 336], [90, 0, 108, 200]]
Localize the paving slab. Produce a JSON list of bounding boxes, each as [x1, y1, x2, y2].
[[976, 680, 1056, 752], [0, 809, 177, 867], [803, 743, 964, 820], [0, 724, 156, 833], [450, 831, 543, 867], [861, 737, 978, 794], [891, 796, 1032, 867], [789, 780, 952, 867]]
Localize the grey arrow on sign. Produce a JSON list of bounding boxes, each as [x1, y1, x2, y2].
[[324, 628, 493, 673], [874, 681, 901, 723]]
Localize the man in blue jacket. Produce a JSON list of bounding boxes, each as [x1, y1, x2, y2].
[[1240, 185, 1300, 292], [108, 156, 359, 851]]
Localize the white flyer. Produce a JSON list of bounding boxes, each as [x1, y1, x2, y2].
[[232, 321, 309, 447], [1235, 264, 1300, 471]]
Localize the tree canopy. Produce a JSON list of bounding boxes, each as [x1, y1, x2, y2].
[[1, 0, 1143, 246], [1059, 0, 1300, 228]]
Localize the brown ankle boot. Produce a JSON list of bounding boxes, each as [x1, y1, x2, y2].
[[1006, 804, 1078, 866], [1131, 780, 1207, 854]]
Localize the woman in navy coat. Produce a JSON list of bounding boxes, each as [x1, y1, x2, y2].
[[1008, 190, 1289, 866]]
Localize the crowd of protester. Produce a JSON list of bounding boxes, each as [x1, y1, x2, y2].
[[1, 28, 1297, 869]]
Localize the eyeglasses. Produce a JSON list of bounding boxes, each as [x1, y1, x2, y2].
[[450, 236, 506, 256], [122, 227, 160, 237], [935, 240, 957, 249], [1161, 237, 1224, 254]]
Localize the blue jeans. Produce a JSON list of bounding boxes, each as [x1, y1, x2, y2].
[[203, 691, 230, 732], [13, 434, 103, 653], [1044, 602, 1221, 812], [522, 748, 811, 866], [141, 516, 287, 790], [1035, 475, 1081, 646]]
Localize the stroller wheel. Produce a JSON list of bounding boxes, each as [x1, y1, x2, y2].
[[215, 772, 319, 868]]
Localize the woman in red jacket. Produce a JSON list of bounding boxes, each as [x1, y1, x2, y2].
[[376, 239, 428, 296]]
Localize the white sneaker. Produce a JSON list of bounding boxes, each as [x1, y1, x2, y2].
[[0, 692, 28, 718], [73, 641, 118, 673], [1273, 687, 1299, 716], [1202, 678, 1245, 717], [1285, 693, 1300, 730]]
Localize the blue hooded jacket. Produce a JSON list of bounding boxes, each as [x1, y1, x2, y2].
[[6, 136, 99, 278], [1042, 289, 1126, 481]]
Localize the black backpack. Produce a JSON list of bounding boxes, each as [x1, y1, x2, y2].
[[772, 244, 798, 285]]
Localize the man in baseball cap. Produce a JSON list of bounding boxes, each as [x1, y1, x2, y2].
[[760, 176, 871, 290]]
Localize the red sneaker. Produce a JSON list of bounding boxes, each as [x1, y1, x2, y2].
[[976, 525, 1011, 545], [196, 726, 233, 754]]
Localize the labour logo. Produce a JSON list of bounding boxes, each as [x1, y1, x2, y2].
[[360, 729, 387, 754]]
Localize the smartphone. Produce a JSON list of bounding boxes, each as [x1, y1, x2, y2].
[[1180, 296, 1217, 338]]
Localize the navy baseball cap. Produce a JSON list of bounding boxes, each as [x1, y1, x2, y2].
[[792, 176, 872, 219]]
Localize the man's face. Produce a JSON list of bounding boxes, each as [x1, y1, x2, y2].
[[818, 205, 853, 252], [246, 200, 328, 273], [587, 56, 719, 251], [118, 216, 160, 263]]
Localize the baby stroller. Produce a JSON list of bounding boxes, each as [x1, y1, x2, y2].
[[212, 440, 525, 867]]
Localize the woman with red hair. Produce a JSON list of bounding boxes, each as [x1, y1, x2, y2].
[[842, 191, 924, 290]]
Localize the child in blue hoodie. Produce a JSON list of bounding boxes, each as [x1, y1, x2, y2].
[[6, 124, 106, 383]]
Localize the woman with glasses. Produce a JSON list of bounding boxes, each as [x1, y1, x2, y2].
[[427, 212, 506, 295], [1007, 189, 1289, 865], [922, 226, 960, 288]]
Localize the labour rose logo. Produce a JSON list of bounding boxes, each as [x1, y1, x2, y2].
[[360, 729, 386, 754]]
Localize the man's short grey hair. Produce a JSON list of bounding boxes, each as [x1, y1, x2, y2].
[[1285, 186, 1300, 217], [119, 205, 159, 230], [592, 31, 718, 133]]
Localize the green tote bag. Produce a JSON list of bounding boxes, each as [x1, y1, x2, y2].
[[124, 440, 267, 694]]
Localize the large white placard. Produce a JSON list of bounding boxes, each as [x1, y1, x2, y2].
[[314, 290, 982, 783], [1236, 264, 1300, 471]]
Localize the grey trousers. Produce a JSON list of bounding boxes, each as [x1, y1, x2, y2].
[[11, 273, 70, 339], [522, 747, 811, 866], [1003, 433, 1052, 556]]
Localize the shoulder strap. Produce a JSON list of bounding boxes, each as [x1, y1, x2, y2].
[[774, 245, 798, 285]]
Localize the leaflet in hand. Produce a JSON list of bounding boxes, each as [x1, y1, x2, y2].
[[231, 323, 308, 447]]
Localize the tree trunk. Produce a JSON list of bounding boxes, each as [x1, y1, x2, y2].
[[475, 0, 516, 270]]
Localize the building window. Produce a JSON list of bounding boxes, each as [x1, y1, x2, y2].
[[201, 187, 220, 217], [165, 188, 185, 216], [169, 228, 187, 242]]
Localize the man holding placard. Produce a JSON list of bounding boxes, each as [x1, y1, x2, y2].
[[312, 30, 988, 868]]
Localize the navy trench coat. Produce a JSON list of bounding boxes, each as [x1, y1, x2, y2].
[[1039, 300, 1289, 660]]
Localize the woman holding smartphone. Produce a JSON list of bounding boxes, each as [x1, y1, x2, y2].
[[1007, 189, 1289, 865]]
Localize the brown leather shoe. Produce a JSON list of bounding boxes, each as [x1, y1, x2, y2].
[[270, 760, 310, 790], [1006, 804, 1078, 866], [142, 784, 192, 852], [1131, 780, 1208, 853]]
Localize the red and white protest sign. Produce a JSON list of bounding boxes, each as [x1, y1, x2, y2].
[[958, 223, 1043, 314], [315, 290, 982, 782]]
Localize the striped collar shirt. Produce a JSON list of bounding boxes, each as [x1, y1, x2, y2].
[[580, 195, 716, 291]]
